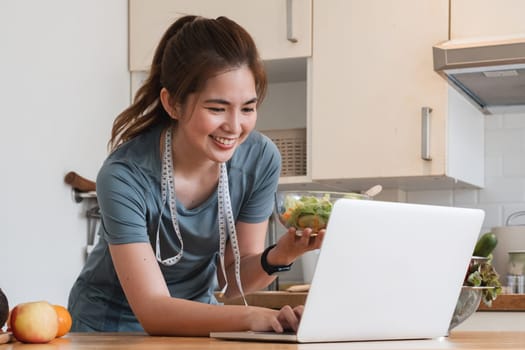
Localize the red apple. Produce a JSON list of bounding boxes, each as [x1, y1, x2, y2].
[[11, 301, 58, 343]]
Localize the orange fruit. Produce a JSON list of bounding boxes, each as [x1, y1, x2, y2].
[[53, 305, 72, 338]]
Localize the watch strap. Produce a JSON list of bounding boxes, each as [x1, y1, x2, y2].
[[260, 244, 293, 275]]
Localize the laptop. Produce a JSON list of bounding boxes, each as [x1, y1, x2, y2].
[[211, 199, 484, 343]]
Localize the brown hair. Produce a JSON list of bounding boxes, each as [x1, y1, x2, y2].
[[109, 15, 267, 150]]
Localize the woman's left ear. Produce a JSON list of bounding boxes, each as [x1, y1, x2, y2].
[[160, 88, 179, 120]]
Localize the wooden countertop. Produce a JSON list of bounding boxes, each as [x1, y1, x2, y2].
[[1, 332, 525, 349]]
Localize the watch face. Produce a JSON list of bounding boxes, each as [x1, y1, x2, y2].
[[274, 265, 292, 273], [269, 264, 292, 276]]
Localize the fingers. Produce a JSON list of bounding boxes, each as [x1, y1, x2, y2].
[[250, 305, 304, 333], [277, 227, 325, 265], [293, 305, 304, 319], [249, 307, 284, 333], [285, 227, 316, 250], [296, 228, 312, 247], [287, 226, 298, 238], [310, 229, 325, 249], [270, 317, 284, 333], [296, 228, 326, 250], [277, 305, 301, 332]]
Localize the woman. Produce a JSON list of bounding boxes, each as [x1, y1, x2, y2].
[[68, 15, 324, 336]]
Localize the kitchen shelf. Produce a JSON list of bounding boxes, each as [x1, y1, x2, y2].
[[478, 293, 525, 312], [216, 291, 307, 309], [217, 291, 525, 312]]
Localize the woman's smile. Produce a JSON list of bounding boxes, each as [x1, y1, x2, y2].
[[211, 135, 237, 147]]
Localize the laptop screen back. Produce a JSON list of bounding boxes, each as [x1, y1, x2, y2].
[[296, 199, 484, 343]]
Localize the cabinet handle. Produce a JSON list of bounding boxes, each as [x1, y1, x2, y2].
[[421, 107, 432, 161], [286, 0, 298, 43]]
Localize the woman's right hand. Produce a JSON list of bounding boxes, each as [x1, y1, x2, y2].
[[249, 305, 303, 333]]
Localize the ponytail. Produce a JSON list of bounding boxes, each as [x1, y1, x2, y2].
[[108, 15, 266, 151], [109, 16, 197, 150]]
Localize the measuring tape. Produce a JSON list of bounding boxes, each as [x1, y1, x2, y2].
[[156, 126, 247, 305]]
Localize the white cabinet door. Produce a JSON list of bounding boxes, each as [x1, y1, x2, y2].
[[308, 0, 483, 189], [129, 0, 312, 71], [451, 0, 525, 39]]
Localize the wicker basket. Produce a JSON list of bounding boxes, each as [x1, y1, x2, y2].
[[261, 128, 307, 177]]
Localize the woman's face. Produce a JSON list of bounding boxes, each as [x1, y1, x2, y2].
[[174, 65, 258, 164]]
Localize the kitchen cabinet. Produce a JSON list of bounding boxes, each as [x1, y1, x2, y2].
[[305, 0, 484, 191], [129, 0, 312, 71], [450, 0, 525, 39], [128, 0, 485, 191]]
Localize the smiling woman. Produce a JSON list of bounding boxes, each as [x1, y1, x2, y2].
[[67, 15, 324, 336]]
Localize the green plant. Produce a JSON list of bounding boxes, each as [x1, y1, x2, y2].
[[465, 255, 502, 306], [465, 232, 502, 307]]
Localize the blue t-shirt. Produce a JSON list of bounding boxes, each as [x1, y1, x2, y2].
[[68, 124, 281, 331]]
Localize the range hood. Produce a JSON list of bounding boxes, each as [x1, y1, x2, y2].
[[433, 35, 525, 114]]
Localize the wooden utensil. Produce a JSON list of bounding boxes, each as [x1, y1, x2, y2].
[[64, 171, 96, 192], [362, 184, 382, 198], [285, 284, 310, 292]]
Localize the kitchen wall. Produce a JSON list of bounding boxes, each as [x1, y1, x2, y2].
[[0, 1, 129, 307]]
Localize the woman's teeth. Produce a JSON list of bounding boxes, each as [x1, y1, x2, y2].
[[213, 136, 235, 145]]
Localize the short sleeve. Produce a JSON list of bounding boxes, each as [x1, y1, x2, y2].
[[96, 160, 151, 244], [236, 135, 281, 223]]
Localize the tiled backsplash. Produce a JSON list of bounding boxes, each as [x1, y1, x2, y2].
[[407, 111, 525, 233]]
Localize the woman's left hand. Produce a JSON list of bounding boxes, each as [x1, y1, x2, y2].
[[266, 227, 325, 266]]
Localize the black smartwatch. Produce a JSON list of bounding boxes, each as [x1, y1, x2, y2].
[[260, 244, 293, 275]]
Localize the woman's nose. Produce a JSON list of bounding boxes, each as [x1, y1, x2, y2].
[[223, 111, 242, 133]]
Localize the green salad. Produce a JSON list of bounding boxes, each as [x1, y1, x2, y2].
[[279, 193, 365, 232]]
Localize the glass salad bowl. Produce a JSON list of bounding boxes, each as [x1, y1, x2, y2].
[[449, 286, 494, 331], [449, 256, 501, 331], [274, 191, 370, 234]]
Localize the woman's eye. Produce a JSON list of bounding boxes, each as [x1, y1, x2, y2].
[[207, 107, 224, 113], [242, 107, 255, 113]]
